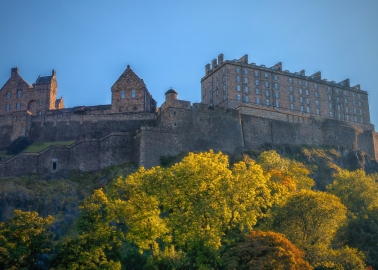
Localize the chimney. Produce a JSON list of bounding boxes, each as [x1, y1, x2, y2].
[[205, 63, 210, 75], [218, 54, 224, 65], [52, 69, 56, 76], [211, 58, 217, 70], [272, 62, 282, 71], [339, 79, 350, 87], [311, 71, 321, 80], [11, 67, 19, 76], [299, 69, 305, 76]]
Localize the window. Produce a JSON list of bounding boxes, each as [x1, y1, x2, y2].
[[275, 101, 279, 107], [216, 81, 219, 86], [353, 100, 356, 106], [16, 103, 21, 109], [237, 95, 241, 101], [343, 90, 347, 96], [236, 76, 240, 82], [6, 92, 10, 99], [236, 85, 241, 91], [245, 96, 249, 102], [216, 99, 219, 105], [274, 83, 278, 90], [39, 100, 43, 106], [254, 70, 259, 77], [305, 81, 308, 87], [223, 94, 226, 101], [288, 78, 293, 84], [315, 91, 319, 98], [300, 105, 304, 112], [222, 75, 226, 82], [358, 94, 361, 99], [255, 79, 259, 86], [344, 98, 348, 104], [360, 109, 362, 115], [216, 90, 219, 96], [336, 97, 340, 102], [275, 92, 279, 98], [236, 67, 241, 73], [17, 89, 22, 98], [330, 111, 334, 117], [223, 85, 226, 91], [244, 77, 248, 84], [265, 90, 270, 97], [354, 116, 357, 122], [306, 98, 310, 104], [222, 67, 226, 74], [328, 86, 331, 92], [337, 105, 340, 111], [131, 89, 136, 98], [345, 107, 349, 113], [6, 104, 10, 111], [353, 108, 357, 115], [256, 88, 260, 94], [346, 115, 349, 121], [210, 85, 213, 91], [299, 88, 303, 95], [265, 72, 269, 79], [289, 86, 293, 93], [338, 113, 341, 119], [265, 81, 269, 88], [306, 107, 310, 113], [290, 103, 294, 110], [316, 100, 319, 107], [352, 93, 355, 98], [358, 101, 362, 107], [336, 88, 339, 94], [40, 89, 43, 94], [328, 95, 332, 101], [360, 118, 363, 123], [210, 93, 213, 99], [300, 97, 303, 103], [256, 97, 260, 104], [274, 74, 278, 80], [121, 90, 125, 99], [243, 69, 248, 75], [298, 80, 302, 86], [316, 109, 319, 115], [266, 99, 270, 106], [244, 86, 249, 92], [290, 95, 293, 101], [305, 89, 309, 96], [314, 83, 318, 89], [329, 103, 333, 109]]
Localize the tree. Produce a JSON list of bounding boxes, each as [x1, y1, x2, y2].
[[221, 230, 312, 270], [271, 190, 347, 264], [0, 210, 54, 270], [106, 150, 273, 269], [50, 189, 122, 270], [326, 169, 378, 215]]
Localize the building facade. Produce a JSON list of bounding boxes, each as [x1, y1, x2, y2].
[[201, 54, 372, 131]]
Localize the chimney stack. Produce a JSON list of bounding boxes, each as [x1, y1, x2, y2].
[[11, 67, 18, 76]]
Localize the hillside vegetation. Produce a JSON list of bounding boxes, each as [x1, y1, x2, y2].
[[0, 147, 377, 269]]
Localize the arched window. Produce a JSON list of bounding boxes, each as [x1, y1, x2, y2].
[[52, 162, 57, 170]]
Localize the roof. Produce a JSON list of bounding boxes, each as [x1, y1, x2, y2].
[[165, 88, 178, 95], [35, 76, 52, 83]]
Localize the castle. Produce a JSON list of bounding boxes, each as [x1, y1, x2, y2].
[[0, 54, 377, 177]]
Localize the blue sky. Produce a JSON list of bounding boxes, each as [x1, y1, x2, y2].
[[1, 0, 377, 127]]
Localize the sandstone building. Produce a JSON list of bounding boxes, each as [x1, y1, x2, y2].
[[0, 54, 377, 177]]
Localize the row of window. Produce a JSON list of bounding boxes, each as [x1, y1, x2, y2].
[[120, 89, 136, 99], [328, 103, 363, 115], [5, 103, 21, 110], [329, 112, 364, 123], [6, 90, 23, 99]]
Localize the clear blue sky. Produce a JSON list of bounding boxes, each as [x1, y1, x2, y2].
[[1, 0, 377, 127]]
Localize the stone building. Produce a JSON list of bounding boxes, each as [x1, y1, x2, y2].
[[0, 57, 377, 177], [201, 54, 372, 131], [0, 68, 64, 116]]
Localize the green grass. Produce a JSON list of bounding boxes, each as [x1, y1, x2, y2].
[[23, 140, 76, 153], [0, 151, 7, 157]]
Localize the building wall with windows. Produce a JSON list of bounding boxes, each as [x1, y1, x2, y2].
[[201, 54, 372, 131], [0, 68, 63, 116]]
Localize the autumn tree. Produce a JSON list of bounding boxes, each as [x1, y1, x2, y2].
[[0, 210, 54, 270], [222, 230, 312, 270]]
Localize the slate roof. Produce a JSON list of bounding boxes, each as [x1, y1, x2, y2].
[[35, 76, 52, 83]]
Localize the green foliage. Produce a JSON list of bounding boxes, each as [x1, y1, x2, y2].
[[144, 245, 189, 270], [327, 169, 378, 215], [222, 230, 312, 270], [0, 210, 54, 270]]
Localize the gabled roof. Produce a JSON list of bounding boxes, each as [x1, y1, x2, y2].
[[0, 70, 31, 91], [111, 65, 146, 90]]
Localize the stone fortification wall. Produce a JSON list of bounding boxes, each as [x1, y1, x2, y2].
[[0, 132, 133, 177], [140, 103, 244, 168], [28, 107, 156, 143], [374, 131, 378, 161]]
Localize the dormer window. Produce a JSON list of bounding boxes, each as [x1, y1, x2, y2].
[[121, 90, 125, 99], [131, 89, 136, 99]]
